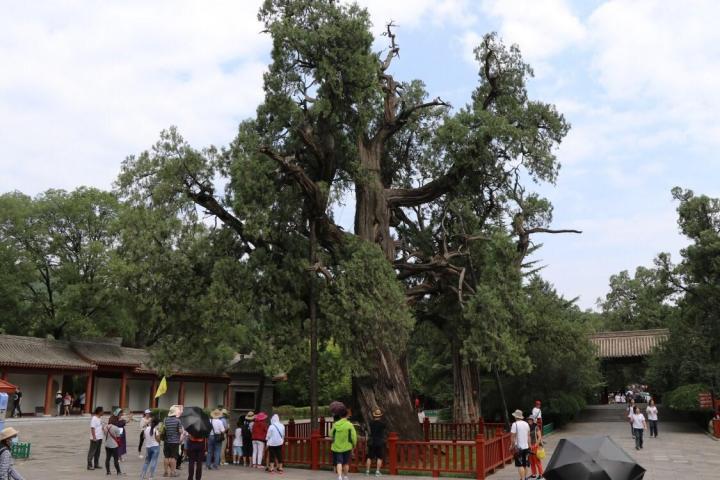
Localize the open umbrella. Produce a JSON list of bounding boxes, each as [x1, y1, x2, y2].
[[180, 406, 212, 438], [544, 436, 645, 480]]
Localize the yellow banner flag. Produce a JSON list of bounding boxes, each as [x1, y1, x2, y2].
[[154, 376, 168, 399]]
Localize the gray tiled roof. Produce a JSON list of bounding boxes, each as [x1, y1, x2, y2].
[[0, 334, 96, 370], [72, 340, 150, 368], [589, 329, 669, 358]]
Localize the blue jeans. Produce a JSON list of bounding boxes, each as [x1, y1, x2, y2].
[[206, 436, 222, 469], [141, 445, 160, 478]]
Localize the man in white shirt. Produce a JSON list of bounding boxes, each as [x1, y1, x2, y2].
[[510, 409, 531, 480], [87, 406, 104, 470]]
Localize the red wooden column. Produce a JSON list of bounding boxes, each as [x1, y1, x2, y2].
[[203, 382, 209, 408], [178, 381, 185, 405], [387, 432, 398, 475], [224, 384, 230, 408], [84, 372, 94, 414], [475, 433, 486, 480], [119, 371, 128, 409], [150, 379, 158, 408], [44, 373, 54, 415], [423, 416, 431, 441], [310, 430, 320, 470]]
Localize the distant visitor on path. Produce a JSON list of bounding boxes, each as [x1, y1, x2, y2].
[[531, 400, 543, 428], [138, 409, 152, 458], [527, 415, 544, 480], [646, 399, 659, 438], [163, 405, 183, 477], [626, 399, 636, 438], [510, 409, 531, 480], [630, 405, 647, 450], [330, 403, 357, 480], [0, 427, 25, 480], [140, 415, 161, 480], [63, 392, 72, 416], [55, 390, 63, 416], [366, 408, 387, 477], [233, 418, 244, 465], [87, 406, 104, 470], [242, 412, 254, 466], [103, 412, 124, 475], [251, 412, 268, 469], [10, 388, 21, 418], [266, 414, 285, 473], [207, 408, 227, 470]]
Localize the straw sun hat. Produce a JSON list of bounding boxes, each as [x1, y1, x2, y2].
[[372, 408, 383, 418], [0, 427, 18, 442], [512, 409, 524, 420], [245, 411, 255, 421], [211, 409, 223, 419]]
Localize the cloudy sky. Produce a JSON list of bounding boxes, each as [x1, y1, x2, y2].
[[2, 0, 718, 309]]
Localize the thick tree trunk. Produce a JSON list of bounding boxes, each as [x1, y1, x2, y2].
[[354, 349, 423, 440], [451, 340, 482, 423], [353, 140, 421, 439], [354, 142, 395, 261]]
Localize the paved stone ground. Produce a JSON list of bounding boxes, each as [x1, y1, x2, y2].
[[4, 415, 719, 479]]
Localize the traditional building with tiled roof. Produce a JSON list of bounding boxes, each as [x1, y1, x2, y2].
[[589, 329, 669, 359], [0, 334, 271, 417]]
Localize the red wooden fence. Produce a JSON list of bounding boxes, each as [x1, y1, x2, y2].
[[286, 417, 506, 442], [281, 427, 513, 479]]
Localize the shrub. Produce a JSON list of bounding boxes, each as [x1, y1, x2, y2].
[[664, 383, 709, 411]]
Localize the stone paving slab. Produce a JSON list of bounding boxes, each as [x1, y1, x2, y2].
[[5, 416, 719, 479]]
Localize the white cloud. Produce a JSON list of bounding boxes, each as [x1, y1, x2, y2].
[[587, 1, 720, 148], [480, 0, 586, 61], [0, 0, 269, 194]]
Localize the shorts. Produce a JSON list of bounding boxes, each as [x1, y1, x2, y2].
[[233, 446, 243, 455], [243, 444, 253, 457], [164, 442, 179, 458], [367, 443, 385, 460], [332, 450, 352, 465], [268, 445, 283, 464], [514, 448, 530, 468]]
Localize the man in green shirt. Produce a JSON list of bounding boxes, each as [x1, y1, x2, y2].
[[330, 405, 357, 480]]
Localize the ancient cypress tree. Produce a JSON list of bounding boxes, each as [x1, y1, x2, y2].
[[119, 0, 573, 436]]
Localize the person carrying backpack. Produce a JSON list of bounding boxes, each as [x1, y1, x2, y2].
[[241, 412, 254, 466], [330, 405, 357, 480]]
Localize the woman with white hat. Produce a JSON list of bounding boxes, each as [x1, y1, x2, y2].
[[0, 427, 24, 480]]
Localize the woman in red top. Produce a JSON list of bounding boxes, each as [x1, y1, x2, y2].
[[251, 412, 269, 468]]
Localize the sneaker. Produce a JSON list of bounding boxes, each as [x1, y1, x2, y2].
[[366, 470, 370, 476], [375, 471, 382, 477]]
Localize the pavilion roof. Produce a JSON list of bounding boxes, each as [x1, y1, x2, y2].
[[589, 329, 669, 359], [0, 334, 96, 370]]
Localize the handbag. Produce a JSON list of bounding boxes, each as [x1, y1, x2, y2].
[[536, 446, 546, 459]]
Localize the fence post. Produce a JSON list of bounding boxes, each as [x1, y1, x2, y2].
[[311, 429, 320, 470], [478, 417, 485, 438], [494, 426, 503, 439], [475, 434, 485, 480], [388, 432, 399, 475], [288, 418, 295, 437], [319, 416, 326, 436], [423, 416, 430, 442]]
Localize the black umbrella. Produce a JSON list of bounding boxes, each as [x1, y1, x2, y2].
[[180, 406, 212, 438], [544, 436, 645, 480]]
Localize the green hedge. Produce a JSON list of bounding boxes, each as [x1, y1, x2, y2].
[[543, 392, 586, 427], [664, 383, 714, 429], [273, 405, 331, 419]]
